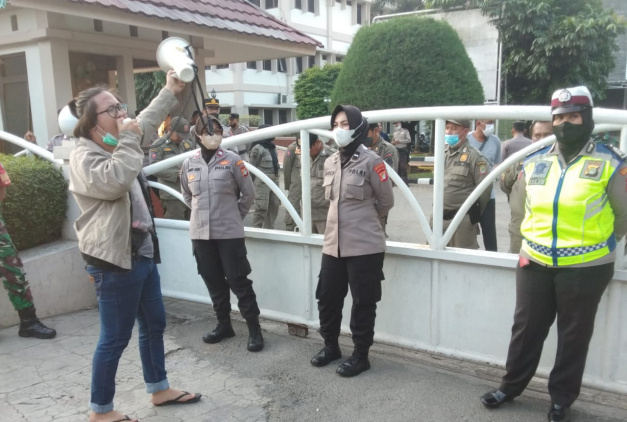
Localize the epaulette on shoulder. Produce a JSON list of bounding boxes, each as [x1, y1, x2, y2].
[[525, 145, 551, 161], [600, 143, 627, 161]]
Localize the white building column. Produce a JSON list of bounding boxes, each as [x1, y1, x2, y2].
[[25, 39, 72, 146], [116, 52, 137, 117]]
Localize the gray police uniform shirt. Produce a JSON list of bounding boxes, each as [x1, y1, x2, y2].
[[311, 146, 332, 222], [180, 147, 255, 240], [372, 139, 399, 173], [467, 132, 501, 199], [322, 144, 395, 257]]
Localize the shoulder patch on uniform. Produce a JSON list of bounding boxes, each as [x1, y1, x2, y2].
[[240, 166, 249, 177], [478, 161, 488, 175], [194, 150, 201, 158], [236, 160, 244, 166], [585, 142, 595, 154], [606, 144, 627, 160], [150, 151, 157, 160], [286, 150, 291, 157], [374, 162, 388, 182], [620, 167, 627, 176]]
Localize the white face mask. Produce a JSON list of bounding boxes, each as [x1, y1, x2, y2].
[[333, 128, 355, 147], [482, 124, 495, 137], [200, 134, 222, 150], [394, 124, 401, 129]]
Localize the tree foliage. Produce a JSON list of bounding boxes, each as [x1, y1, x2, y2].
[[293, 64, 342, 120], [426, 0, 626, 104], [331, 17, 484, 111], [134, 71, 166, 112]]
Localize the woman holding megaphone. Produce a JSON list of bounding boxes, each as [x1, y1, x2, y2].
[[69, 69, 202, 422]]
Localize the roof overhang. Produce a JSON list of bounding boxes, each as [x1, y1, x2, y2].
[[9, 0, 322, 65]]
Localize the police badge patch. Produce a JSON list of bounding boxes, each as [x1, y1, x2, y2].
[[529, 160, 552, 185], [580, 160, 604, 181]]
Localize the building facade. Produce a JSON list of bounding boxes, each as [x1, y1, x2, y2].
[[206, 0, 373, 125]]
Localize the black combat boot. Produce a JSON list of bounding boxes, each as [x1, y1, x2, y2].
[[202, 313, 235, 344], [246, 317, 264, 352], [18, 307, 56, 339], [336, 347, 370, 377], [311, 342, 342, 367]]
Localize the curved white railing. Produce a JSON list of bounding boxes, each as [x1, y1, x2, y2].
[[143, 106, 627, 251], [0, 130, 61, 165]]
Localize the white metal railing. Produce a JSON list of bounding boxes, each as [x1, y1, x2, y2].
[[0, 131, 61, 165], [143, 106, 627, 253]]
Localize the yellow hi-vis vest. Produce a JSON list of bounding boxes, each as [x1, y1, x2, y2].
[[521, 141, 622, 266]]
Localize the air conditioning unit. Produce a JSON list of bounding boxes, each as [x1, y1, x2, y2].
[[277, 93, 288, 105]]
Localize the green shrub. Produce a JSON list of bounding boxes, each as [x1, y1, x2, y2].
[[331, 17, 484, 110], [218, 114, 261, 128], [293, 64, 342, 119], [0, 155, 67, 250]]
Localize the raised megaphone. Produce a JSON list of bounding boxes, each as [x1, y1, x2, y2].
[[157, 37, 196, 83], [58, 105, 78, 138]]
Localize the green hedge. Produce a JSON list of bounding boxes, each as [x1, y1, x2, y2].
[[0, 155, 67, 251]]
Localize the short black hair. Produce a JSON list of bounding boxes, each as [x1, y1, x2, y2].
[[309, 133, 318, 147], [368, 123, 378, 131], [192, 110, 201, 117], [513, 121, 525, 133]]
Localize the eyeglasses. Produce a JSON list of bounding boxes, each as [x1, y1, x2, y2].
[[96, 103, 128, 118]]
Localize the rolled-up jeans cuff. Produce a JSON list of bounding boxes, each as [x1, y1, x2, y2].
[[146, 378, 169, 394], [89, 401, 114, 414]]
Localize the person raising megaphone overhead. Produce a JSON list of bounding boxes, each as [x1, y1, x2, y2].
[[68, 69, 202, 422]]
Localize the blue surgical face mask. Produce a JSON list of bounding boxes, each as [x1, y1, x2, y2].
[[445, 134, 461, 147]]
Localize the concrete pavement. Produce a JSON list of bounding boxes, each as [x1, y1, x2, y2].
[[1, 298, 626, 422]]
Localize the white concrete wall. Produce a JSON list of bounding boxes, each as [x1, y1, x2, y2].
[[430, 9, 499, 102], [0, 241, 95, 327], [156, 226, 627, 394]]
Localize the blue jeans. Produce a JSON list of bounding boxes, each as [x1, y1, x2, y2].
[[86, 257, 169, 413]]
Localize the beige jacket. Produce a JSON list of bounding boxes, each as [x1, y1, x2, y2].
[[69, 88, 178, 269], [322, 145, 394, 257]]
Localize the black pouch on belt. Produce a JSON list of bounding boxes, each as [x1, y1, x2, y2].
[[468, 200, 481, 224]]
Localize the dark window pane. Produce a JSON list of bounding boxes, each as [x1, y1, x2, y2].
[[357, 4, 362, 24], [249, 0, 260, 6], [263, 60, 272, 71], [307, 0, 315, 13], [216, 64, 229, 69], [308, 55, 316, 68], [295, 0, 302, 8], [264, 109, 274, 125], [278, 58, 287, 73], [279, 110, 288, 124], [296, 57, 303, 74], [247, 61, 257, 69], [265, 0, 278, 8]]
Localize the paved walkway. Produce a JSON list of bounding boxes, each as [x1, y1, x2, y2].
[[1, 299, 626, 422]]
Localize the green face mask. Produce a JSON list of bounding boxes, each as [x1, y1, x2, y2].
[[363, 136, 374, 148], [102, 133, 118, 146]]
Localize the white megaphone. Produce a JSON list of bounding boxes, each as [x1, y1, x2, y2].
[[156, 37, 196, 83], [58, 105, 78, 138]]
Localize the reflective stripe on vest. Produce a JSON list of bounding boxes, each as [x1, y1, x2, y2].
[[520, 143, 618, 266]]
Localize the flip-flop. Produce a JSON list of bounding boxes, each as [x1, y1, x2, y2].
[[112, 416, 137, 422], [154, 391, 202, 407]]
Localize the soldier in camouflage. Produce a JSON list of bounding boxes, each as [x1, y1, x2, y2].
[[0, 162, 56, 339]]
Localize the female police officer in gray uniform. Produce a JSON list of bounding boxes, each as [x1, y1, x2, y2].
[[310, 105, 394, 377], [180, 116, 264, 352]]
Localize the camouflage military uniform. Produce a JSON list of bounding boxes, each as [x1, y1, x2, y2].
[[283, 141, 302, 232], [0, 213, 34, 312], [150, 136, 195, 220]]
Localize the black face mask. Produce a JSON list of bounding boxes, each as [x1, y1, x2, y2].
[[553, 122, 590, 161], [363, 136, 374, 148]]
